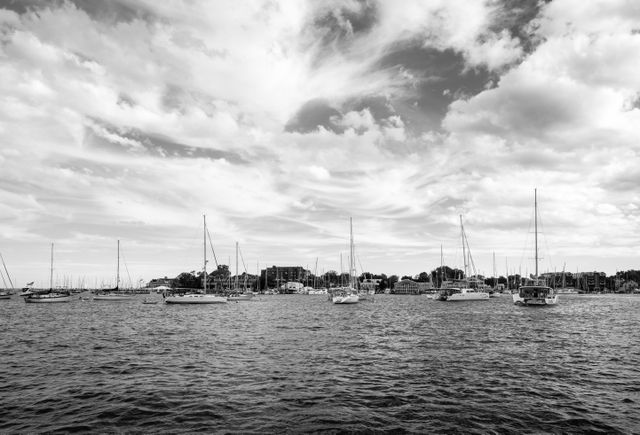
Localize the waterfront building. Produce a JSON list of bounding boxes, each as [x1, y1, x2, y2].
[[394, 279, 433, 295]]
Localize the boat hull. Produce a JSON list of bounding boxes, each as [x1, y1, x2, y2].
[[24, 294, 72, 303], [513, 294, 559, 306], [93, 294, 137, 301], [165, 294, 227, 304], [332, 294, 359, 304], [447, 292, 490, 301]]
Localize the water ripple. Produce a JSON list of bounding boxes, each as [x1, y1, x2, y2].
[[1, 293, 639, 433]]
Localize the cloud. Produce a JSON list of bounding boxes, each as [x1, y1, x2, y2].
[[1, 0, 639, 285]]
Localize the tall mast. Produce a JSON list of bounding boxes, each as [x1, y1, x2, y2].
[[235, 242, 239, 289], [349, 217, 354, 288], [440, 244, 444, 286], [203, 215, 207, 293], [50, 243, 54, 290], [460, 215, 467, 278], [534, 188, 538, 278], [116, 240, 120, 290]]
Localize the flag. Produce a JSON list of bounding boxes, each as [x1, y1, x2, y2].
[[26, 281, 34, 286]]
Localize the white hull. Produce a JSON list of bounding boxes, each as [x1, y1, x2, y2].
[[94, 294, 137, 301], [513, 294, 559, 306], [447, 291, 490, 301], [332, 294, 359, 304], [165, 294, 227, 304], [24, 294, 72, 303]]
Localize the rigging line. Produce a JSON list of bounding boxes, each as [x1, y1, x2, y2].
[[0, 266, 8, 289], [0, 252, 15, 289], [463, 226, 478, 277], [238, 246, 248, 274], [206, 227, 219, 269], [538, 208, 553, 273], [519, 203, 535, 275], [119, 247, 133, 289]]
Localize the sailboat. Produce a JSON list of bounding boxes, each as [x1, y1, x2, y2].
[[94, 240, 136, 301], [513, 189, 559, 306], [23, 244, 72, 303], [332, 217, 359, 304], [0, 252, 15, 299], [437, 215, 490, 301], [227, 242, 253, 301], [164, 215, 227, 304]]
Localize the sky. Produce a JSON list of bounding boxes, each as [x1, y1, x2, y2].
[[0, 0, 639, 288]]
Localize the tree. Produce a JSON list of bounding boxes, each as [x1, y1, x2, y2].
[[174, 272, 199, 289]]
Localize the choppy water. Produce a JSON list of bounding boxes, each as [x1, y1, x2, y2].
[[1, 293, 639, 433]]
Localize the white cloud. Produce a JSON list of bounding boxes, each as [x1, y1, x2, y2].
[[0, 0, 639, 284]]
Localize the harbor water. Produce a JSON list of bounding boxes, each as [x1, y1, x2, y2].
[[1, 293, 639, 433]]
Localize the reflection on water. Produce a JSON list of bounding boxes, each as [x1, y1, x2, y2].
[[1, 294, 638, 433]]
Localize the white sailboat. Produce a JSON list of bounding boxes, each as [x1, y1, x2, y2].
[[513, 189, 559, 306], [24, 244, 72, 303], [437, 215, 489, 301], [332, 217, 359, 304], [0, 252, 15, 299], [227, 242, 253, 301], [164, 215, 227, 304], [94, 240, 137, 301]]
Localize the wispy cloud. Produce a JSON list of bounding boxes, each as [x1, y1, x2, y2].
[[0, 0, 638, 286]]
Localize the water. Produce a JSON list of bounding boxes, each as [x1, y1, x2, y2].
[[1, 293, 639, 433]]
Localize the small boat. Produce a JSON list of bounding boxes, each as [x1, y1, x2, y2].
[[0, 291, 12, 300], [332, 287, 360, 304], [142, 299, 159, 305], [165, 215, 227, 305], [227, 293, 253, 302], [513, 189, 558, 306], [24, 244, 72, 303], [436, 217, 489, 302], [94, 240, 137, 301], [438, 287, 490, 301]]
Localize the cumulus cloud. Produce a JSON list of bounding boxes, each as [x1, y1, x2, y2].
[[0, 0, 638, 285]]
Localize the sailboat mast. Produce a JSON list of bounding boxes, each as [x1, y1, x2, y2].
[[203, 215, 207, 293], [460, 215, 467, 278], [349, 217, 354, 288], [235, 242, 239, 289], [50, 243, 54, 290], [116, 239, 120, 289], [534, 188, 538, 278]]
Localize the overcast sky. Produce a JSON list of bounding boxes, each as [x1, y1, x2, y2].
[[1, 0, 639, 288]]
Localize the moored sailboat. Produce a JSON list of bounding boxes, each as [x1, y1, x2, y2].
[[93, 240, 136, 301], [513, 189, 558, 306], [164, 215, 227, 304], [0, 252, 15, 299], [437, 216, 489, 301], [332, 217, 360, 304], [24, 244, 72, 303]]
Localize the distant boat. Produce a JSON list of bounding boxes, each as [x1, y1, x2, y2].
[[165, 215, 227, 305], [24, 244, 72, 303], [333, 217, 360, 304], [513, 189, 558, 306], [436, 216, 489, 302], [94, 240, 136, 301], [227, 242, 254, 302], [142, 299, 159, 305]]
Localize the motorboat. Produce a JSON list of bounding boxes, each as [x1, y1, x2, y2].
[[513, 284, 558, 306], [437, 287, 489, 301]]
